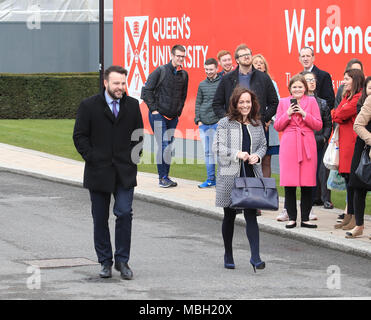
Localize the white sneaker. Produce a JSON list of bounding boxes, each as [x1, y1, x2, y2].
[[276, 208, 289, 221], [309, 209, 318, 221]]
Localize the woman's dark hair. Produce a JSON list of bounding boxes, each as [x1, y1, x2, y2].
[[358, 76, 371, 107], [227, 86, 261, 126], [343, 69, 365, 100]]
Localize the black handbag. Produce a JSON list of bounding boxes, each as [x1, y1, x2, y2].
[[230, 162, 279, 210], [355, 145, 371, 187]]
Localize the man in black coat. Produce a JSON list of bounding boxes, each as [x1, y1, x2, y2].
[[212, 43, 279, 125], [299, 47, 335, 109], [142, 44, 188, 188], [73, 65, 143, 280]]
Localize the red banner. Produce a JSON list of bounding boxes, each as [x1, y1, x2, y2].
[[113, 0, 371, 139]]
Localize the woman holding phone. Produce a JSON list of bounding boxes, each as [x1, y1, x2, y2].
[[274, 74, 323, 228]]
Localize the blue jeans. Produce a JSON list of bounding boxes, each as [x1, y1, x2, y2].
[[89, 183, 134, 265], [148, 111, 179, 179], [199, 123, 217, 181]]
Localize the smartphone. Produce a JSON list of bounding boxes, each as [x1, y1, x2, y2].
[[290, 98, 297, 105]]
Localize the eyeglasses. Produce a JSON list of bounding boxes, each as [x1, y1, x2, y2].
[[238, 53, 251, 58], [175, 55, 186, 59], [305, 78, 316, 83]]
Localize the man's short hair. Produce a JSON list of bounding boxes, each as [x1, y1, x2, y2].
[[204, 58, 218, 68], [171, 44, 186, 55], [104, 65, 127, 80], [217, 50, 231, 61], [345, 58, 363, 72], [234, 44, 252, 60], [299, 46, 314, 56]]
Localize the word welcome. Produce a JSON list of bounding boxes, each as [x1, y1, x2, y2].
[[285, 6, 371, 54]]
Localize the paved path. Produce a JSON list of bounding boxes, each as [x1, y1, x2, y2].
[[0, 142, 370, 259]]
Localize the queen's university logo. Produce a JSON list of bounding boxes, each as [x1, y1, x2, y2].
[[124, 16, 149, 100]]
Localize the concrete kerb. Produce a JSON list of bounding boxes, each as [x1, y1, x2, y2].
[[1, 166, 371, 260]]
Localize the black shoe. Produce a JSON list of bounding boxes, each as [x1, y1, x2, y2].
[[224, 254, 235, 269], [159, 176, 178, 188], [313, 199, 324, 206], [250, 260, 265, 273], [99, 264, 112, 278], [337, 213, 345, 222], [301, 222, 318, 228], [285, 221, 297, 229], [114, 261, 133, 280], [323, 201, 334, 209]]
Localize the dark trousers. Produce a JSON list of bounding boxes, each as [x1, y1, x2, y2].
[[222, 207, 261, 264], [342, 174, 354, 216], [285, 186, 313, 222], [312, 143, 331, 203], [148, 111, 179, 179], [354, 188, 368, 226], [89, 183, 134, 266]]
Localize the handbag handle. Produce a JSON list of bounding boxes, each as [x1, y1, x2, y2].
[[240, 160, 268, 194]]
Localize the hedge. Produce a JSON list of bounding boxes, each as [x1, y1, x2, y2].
[[0, 73, 100, 119]]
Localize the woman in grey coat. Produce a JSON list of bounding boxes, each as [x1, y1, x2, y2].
[[213, 87, 267, 272]]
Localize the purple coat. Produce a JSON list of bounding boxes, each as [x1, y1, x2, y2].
[[274, 95, 322, 186]]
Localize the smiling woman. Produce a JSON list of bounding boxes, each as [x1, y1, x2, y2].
[[213, 86, 267, 271], [274, 73, 322, 228]]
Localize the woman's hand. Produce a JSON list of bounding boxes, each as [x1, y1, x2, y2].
[[295, 104, 307, 118], [248, 154, 260, 164], [237, 151, 250, 162], [287, 102, 306, 118]]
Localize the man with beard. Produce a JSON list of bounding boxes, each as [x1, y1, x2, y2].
[[213, 43, 278, 137], [217, 50, 235, 76], [73, 65, 143, 280]]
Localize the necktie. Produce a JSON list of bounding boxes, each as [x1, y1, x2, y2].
[[112, 100, 118, 118]]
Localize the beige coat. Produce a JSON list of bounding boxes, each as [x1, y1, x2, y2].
[[354, 95, 371, 158]]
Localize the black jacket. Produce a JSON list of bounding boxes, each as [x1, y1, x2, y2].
[[142, 62, 188, 118], [314, 96, 332, 146], [311, 65, 335, 110], [73, 91, 144, 193], [212, 66, 279, 123], [349, 100, 371, 190]]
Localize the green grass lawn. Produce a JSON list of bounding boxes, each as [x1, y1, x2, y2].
[[0, 119, 369, 213]]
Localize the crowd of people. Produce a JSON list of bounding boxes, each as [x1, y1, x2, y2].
[[141, 43, 370, 271], [73, 43, 370, 278]]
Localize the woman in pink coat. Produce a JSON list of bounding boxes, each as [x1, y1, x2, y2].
[[274, 74, 322, 229]]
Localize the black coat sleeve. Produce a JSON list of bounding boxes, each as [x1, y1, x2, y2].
[[263, 77, 279, 123], [212, 77, 228, 119], [321, 102, 332, 142], [142, 67, 162, 113], [179, 71, 189, 116], [73, 100, 93, 162], [319, 72, 335, 110], [130, 102, 144, 163]]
